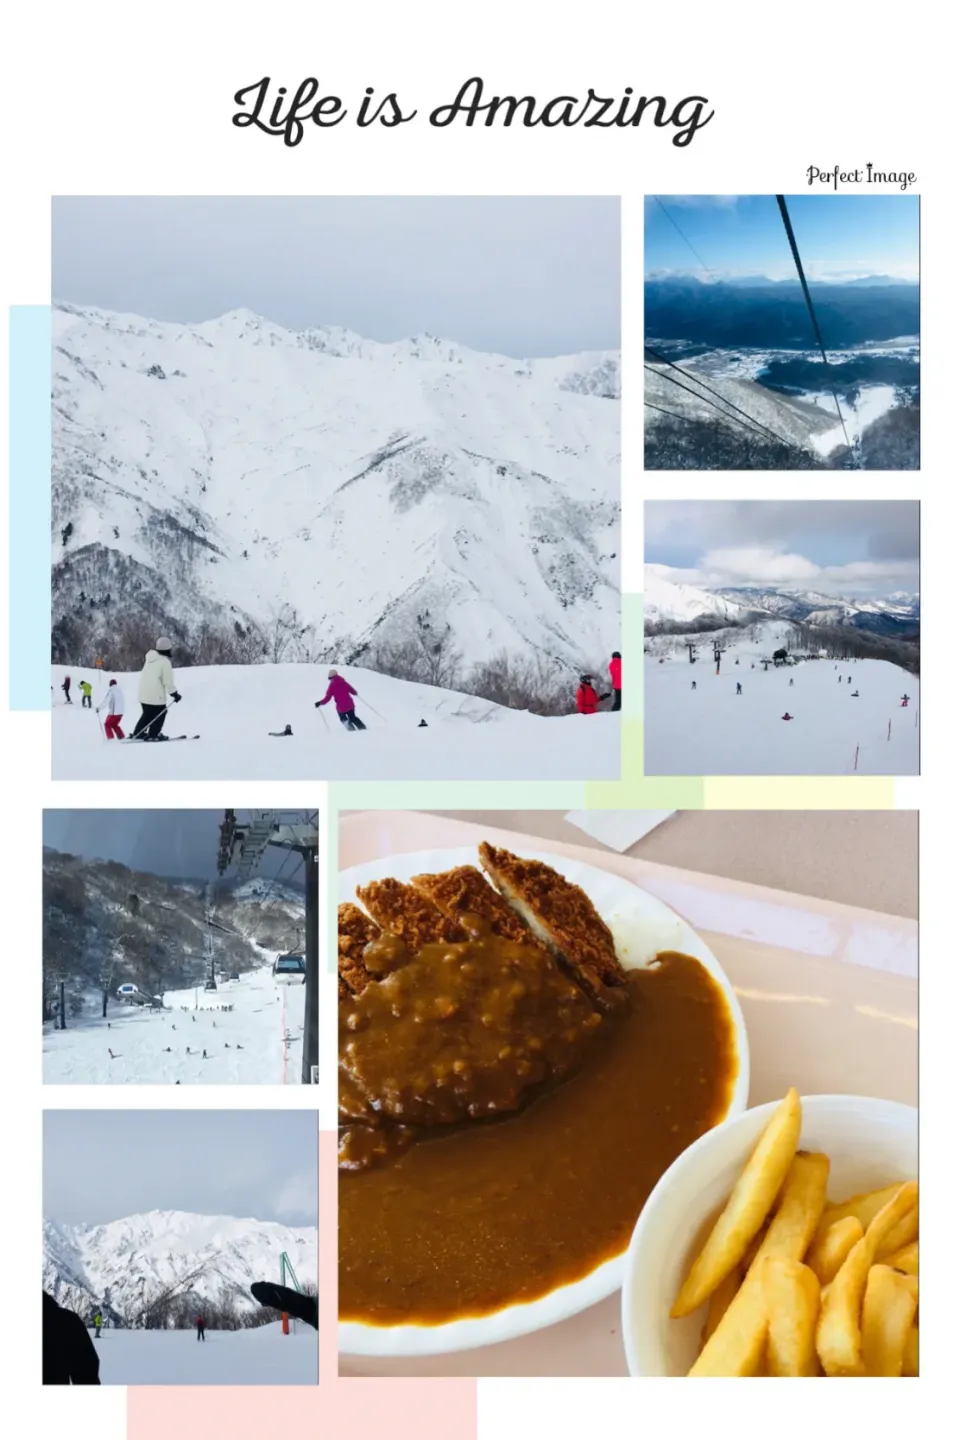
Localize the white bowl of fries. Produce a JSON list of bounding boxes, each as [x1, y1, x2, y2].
[[622, 1092, 918, 1377]]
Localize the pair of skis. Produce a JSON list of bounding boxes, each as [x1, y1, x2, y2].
[[119, 734, 200, 743]]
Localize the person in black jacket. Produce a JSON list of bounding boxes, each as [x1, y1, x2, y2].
[[43, 1291, 101, 1385]]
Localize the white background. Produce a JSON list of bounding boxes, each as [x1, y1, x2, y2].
[[0, 0, 939, 1430]]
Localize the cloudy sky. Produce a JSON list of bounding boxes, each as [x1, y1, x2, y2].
[[52, 196, 620, 356], [42, 809, 314, 888], [645, 195, 919, 282], [645, 501, 920, 598], [43, 1110, 318, 1227]]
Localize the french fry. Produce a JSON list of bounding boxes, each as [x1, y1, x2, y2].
[[876, 1204, 919, 1260], [742, 1224, 768, 1272], [886, 1240, 918, 1275], [701, 1265, 742, 1348], [672, 1089, 803, 1318], [812, 1182, 902, 1248], [805, 1215, 863, 1285], [815, 1180, 919, 1377], [762, 1258, 821, 1377], [861, 1265, 919, 1377], [903, 1323, 919, 1377], [689, 1151, 830, 1376]]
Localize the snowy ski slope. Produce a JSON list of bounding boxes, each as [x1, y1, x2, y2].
[[644, 622, 918, 776], [51, 662, 620, 780], [87, 1321, 317, 1385], [43, 960, 304, 1084]]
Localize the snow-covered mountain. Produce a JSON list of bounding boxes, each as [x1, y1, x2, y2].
[[715, 585, 919, 636], [52, 303, 620, 672], [645, 571, 919, 640], [43, 1210, 317, 1325], [643, 570, 750, 627]]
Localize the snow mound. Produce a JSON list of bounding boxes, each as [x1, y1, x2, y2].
[[51, 662, 620, 780]]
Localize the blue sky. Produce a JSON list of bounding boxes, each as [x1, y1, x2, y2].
[[53, 196, 620, 356], [43, 809, 309, 887], [645, 501, 920, 598], [645, 195, 919, 282], [43, 1110, 318, 1226]]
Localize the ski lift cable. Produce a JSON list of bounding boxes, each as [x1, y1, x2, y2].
[[643, 354, 803, 453], [644, 400, 708, 425], [652, 195, 719, 283], [775, 195, 855, 457]]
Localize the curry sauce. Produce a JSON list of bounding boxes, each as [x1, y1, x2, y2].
[[339, 951, 737, 1326]]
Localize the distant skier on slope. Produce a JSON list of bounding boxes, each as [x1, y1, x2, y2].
[[736, 683, 742, 695], [575, 676, 607, 714], [61, 676, 72, 704], [316, 669, 366, 731], [132, 638, 181, 740], [901, 694, 910, 706], [43, 1292, 100, 1385], [609, 651, 622, 711], [93, 1311, 102, 1341], [781, 713, 794, 721], [96, 678, 125, 739], [789, 678, 794, 687], [79, 680, 93, 709], [851, 691, 860, 698], [691, 680, 697, 691], [195, 1315, 206, 1342]]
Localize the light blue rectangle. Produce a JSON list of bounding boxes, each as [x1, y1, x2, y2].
[[9, 304, 50, 709]]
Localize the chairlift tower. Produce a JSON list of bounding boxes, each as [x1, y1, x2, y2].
[[217, 810, 319, 1083]]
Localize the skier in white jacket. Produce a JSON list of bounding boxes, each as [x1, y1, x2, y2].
[[96, 678, 126, 740], [131, 638, 181, 740]]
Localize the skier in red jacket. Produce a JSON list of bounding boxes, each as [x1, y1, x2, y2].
[[576, 675, 608, 714], [608, 651, 622, 711], [195, 1315, 206, 1342], [315, 669, 366, 731]]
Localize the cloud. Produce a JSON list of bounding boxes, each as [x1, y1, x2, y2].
[[650, 547, 919, 600], [700, 547, 820, 584]]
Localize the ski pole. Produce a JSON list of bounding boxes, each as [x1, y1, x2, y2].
[[351, 689, 385, 721], [316, 703, 330, 732]]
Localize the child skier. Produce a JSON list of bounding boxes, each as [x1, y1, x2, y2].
[[79, 679, 93, 709], [96, 678, 125, 739], [315, 669, 366, 730], [61, 676, 72, 704]]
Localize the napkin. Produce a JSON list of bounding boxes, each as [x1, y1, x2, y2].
[[563, 810, 676, 853]]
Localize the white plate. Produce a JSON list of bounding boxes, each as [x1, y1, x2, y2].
[[338, 845, 751, 1357]]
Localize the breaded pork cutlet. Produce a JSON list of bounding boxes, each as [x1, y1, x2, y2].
[[338, 902, 381, 995], [356, 877, 465, 951], [478, 842, 626, 993], [409, 865, 548, 950]]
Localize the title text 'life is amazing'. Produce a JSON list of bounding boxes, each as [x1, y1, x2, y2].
[[232, 77, 715, 148]]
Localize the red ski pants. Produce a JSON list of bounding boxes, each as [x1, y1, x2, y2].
[[104, 714, 125, 739]]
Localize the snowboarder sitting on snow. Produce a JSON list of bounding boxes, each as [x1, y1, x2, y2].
[[132, 637, 181, 740], [43, 1291, 100, 1385], [609, 651, 622, 711], [851, 690, 860, 697], [79, 679, 93, 708], [575, 675, 607, 714], [316, 669, 366, 730], [97, 678, 125, 739], [61, 676, 72, 704], [195, 1315, 206, 1342], [781, 712, 794, 721]]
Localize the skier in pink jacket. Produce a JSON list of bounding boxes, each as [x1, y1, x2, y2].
[[315, 669, 366, 730]]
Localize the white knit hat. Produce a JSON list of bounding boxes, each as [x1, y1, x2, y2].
[[327, 667, 338, 678], [156, 637, 173, 652]]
